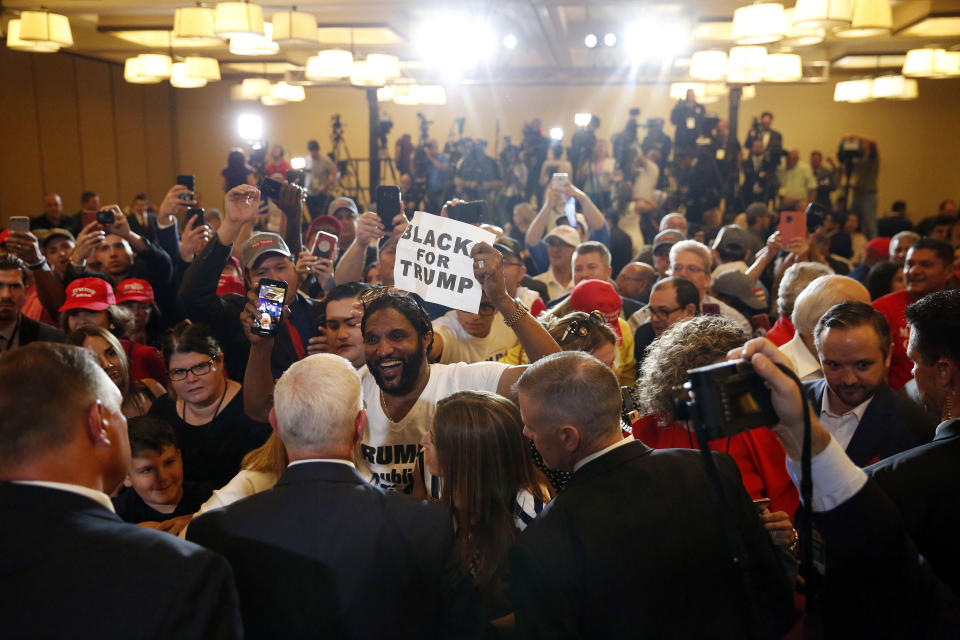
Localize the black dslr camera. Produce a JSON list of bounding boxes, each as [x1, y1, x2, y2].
[[673, 360, 777, 441]]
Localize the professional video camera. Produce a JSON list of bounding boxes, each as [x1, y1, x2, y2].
[[672, 359, 778, 441], [375, 112, 394, 148], [837, 136, 864, 164], [331, 114, 345, 142]]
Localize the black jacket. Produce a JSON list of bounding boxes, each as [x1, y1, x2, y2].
[[178, 236, 323, 379], [804, 378, 935, 466], [11, 314, 64, 348], [866, 419, 960, 594], [187, 461, 488, 639], [0, 483, 242, 639], [510, 441, 793, 638]]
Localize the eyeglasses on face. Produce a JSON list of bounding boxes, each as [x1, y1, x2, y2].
[[649, 306, 682, 321], [169, 357, 217, 381], [670, 263, 705, 276]]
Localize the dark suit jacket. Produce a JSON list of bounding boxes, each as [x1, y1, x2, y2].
[[810, 478, 960, 636], [14, 314, 64, 347], [0, 483, 241, 639], [127, 211, 160, 243], [866, 420, 960, 594], [179, 237, 323, 379], [804, 379, 934, 467], [187, 461, 487, 639], [509, 441, 793, 639]]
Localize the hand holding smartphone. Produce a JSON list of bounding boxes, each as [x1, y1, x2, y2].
[[312, 231, 338, 259], [253, 279, 287, 336], [551, 173, 568, 191], [8, 217, 30, 233], [177, 174, 195, 202], [777, 211, 806, 244], [376, 185, 403, 234]]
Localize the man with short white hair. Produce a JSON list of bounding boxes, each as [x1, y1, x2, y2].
[[659, 212, 688, 237], [188, 353, 487, 638], [780, 274, 871, 380], [669, 240, 750, 333]]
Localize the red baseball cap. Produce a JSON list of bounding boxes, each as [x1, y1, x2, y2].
[[60, 277, 116, 312], [569, 279, 623, 341], [116, 278, 155, 304], [217, 273, 246, 297], [866, 237, 890, 259]]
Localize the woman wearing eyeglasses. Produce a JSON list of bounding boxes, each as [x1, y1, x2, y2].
[[148, 322, 271, 486]]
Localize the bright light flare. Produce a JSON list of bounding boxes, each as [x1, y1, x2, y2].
[[574, 113, 592, 127], [604, 32, 617, 47], [503, 34, 517, 49], [584, 33, 598, 48], [290, 156, 305, 169], [625, 19, 689, 62], [549, 127, 564, 140], [416, 17, 497, 71], [237, 114, 263, 141]]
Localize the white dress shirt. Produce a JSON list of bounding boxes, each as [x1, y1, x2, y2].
[[574, 435, 635, 472], [786, 436, 868, 512], [14, 480, 115, 512], [819, 392, 872, 450], [779, 333, 823, 381]]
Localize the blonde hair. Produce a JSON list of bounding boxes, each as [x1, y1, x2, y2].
[[241, 432, 289, 474]]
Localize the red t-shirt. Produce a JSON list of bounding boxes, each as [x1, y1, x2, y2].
[[764, 314, 795, 347], [265, 159, 292, 179], [632, 415, 800, 517], [872, 289, 914, 390]]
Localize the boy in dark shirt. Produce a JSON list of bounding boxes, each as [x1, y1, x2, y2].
[[112, 417, 213, 535]]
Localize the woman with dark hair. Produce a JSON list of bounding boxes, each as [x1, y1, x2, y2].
[[419, 390, 552, 627], [66, 325, 166, 418], [866, 260, 904, 301], [148, 322, 270, 486], [220, 148, 257, 193]]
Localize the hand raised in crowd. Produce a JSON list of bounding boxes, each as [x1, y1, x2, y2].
[[4, 229, 43, 266], [156, 184, 197, 225], [224, 184, 262, 226], [471, 242, 509, 305], [439, 198, 466, 218], [99, 206, 133, 239], [179, 214, 211, 263], [355, 211, 383, 247], [70, 220, 106, 265], [276, 181, 305, 219], [240, 290, 288, 346], [560, 179, 586, 201], [295, 251, 334, 289]]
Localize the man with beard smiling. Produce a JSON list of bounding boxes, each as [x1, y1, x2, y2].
[[359, 242, 561, 492], [804, 301, 934, 466]]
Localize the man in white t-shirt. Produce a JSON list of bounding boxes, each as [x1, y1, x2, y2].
[[358, 242, 560, 492], [431, 299, 518, 364]]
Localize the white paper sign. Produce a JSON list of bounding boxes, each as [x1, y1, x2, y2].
[[394, 211, 497, 313]]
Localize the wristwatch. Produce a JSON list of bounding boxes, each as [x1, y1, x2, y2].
[[503, 298, 529, 328]]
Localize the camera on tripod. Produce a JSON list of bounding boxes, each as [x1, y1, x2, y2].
[[375, 113, 394, 147], [838, 136, 864, 164], [672, 359, 778, 440]]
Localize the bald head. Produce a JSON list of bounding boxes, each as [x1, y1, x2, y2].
[[616, 262, 658, 300], [792, 275, 871, 339], [42, 193, 62, 218], [660, 213, 688, 237]]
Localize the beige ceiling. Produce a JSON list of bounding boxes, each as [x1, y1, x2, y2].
[[3, 0, 959, 84]]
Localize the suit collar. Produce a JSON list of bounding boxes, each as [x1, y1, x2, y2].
[[276, 460, 369, 487], [844, 384, 894, 465], [0, 482, 120, 522], [567, 440, 652, 487], [934, 419, 960, 441]]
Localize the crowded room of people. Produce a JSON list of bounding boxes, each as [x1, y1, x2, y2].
[[2, 0, 960, 636]]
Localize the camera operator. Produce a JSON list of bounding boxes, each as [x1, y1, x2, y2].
[[744, 111, 783, 156], [640, 118, 671, 185], [420, 140, 448, 214], [670, 89, 706, 162], [612, 108, 642, 183], [709, 119, 741, 210], [568, 116, 599, 190], [840, 134, 880, 239], [740, 138, 779, 207], [521, 119, 549, 204], [729, 325, 960, 636]]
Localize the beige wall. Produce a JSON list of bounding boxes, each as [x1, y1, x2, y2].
[[3, 45, 958, 224], [0, 47, 176, 223]]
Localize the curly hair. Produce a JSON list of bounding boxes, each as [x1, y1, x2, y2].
[[543, 311, 616, 354], [636, 315, 748, 420]]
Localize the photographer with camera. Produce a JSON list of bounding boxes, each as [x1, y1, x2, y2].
[[740, 138, 779, 208], [839, 134, 880, 239], [744, 112, 783, 156], [670, 89, 706, 162], [727, 306, 960, 635], [510, 350, 793, 638]]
